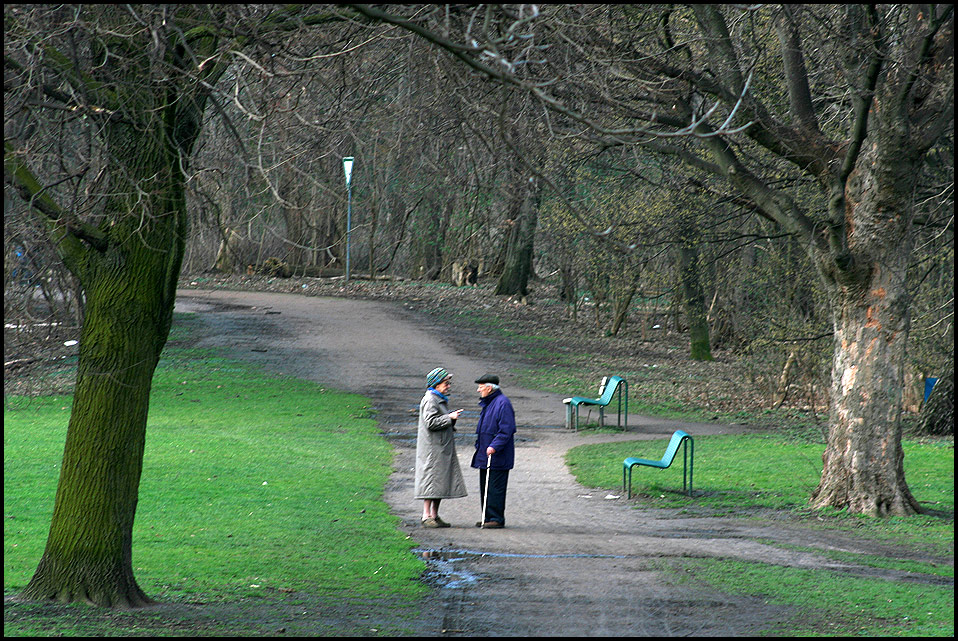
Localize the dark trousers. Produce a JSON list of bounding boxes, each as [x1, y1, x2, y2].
[[478, 468, 509, 525]]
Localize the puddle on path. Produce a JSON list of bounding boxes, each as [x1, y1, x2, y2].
[[416, 548, 626, 590], [417, 549, 482, 589]]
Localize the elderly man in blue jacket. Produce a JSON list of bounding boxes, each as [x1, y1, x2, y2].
[[471, 374, 516, 528]]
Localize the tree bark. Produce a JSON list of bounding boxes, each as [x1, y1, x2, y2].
[[18, 275, 170, 607], [17, 140, 186, 606], [676, 230, 713, 361], [5, 4, 219, 605], [608, 283, 637, 337], [495, 176, 540, 297], [916, 370, 954, 436], [811, 265, 920, 515], [809, 128, 924, 516]]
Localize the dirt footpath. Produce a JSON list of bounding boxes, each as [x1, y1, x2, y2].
[[174, 289, 937, 636]]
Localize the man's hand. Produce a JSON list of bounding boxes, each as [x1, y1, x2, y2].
[[486, 446, 496, 456]]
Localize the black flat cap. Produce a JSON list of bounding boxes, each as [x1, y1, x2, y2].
[[475, 374, 499, 385]]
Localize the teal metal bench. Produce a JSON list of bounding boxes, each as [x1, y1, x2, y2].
[[563, 375, 628, 432], [623, 430, 693, 498]]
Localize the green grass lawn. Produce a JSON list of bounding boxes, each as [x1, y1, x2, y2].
[[4, 343, 426, 635], [566, 433, 954, 636], [567, 433, 954, 516]]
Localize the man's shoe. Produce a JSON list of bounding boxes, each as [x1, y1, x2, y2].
[[478, 520, 503, 528]]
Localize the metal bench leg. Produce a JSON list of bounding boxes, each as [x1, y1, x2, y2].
[[623, 384, 628, 431], [688, 440, 693, 496], [681, 439, 694, 497], [615, 391, 629, 428]]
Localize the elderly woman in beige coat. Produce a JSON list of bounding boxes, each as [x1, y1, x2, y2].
[[415, 367, 468, 527]]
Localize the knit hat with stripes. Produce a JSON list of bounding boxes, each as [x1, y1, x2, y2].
[[426, 367, 450, 388]]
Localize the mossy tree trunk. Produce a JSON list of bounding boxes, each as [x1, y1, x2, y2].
[[22, 209, 182, 607], [6, 4, 226, 606], [17, 93, 196, 611], [675, 216, 713, 361]]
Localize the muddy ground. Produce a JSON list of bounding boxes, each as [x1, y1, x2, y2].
[[5, 276, 952, 636]]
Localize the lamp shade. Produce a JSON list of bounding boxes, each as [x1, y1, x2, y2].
[[343, 156, 354, 186]]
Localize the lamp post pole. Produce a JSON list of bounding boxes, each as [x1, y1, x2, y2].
[[342, 157, 354, 281]]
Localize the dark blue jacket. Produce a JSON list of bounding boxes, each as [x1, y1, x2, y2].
[[471, 388, 516, 470]]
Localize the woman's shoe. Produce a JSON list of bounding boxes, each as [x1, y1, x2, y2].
[[421, 517, 440, 528], [434, 517, 451, 528]]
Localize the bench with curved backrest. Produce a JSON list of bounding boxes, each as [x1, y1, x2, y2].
[[623, 430, 694, 498], [562, 375, 628, 432]]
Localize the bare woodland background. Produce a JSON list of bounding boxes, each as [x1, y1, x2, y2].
[[7, 5, 951, 409]]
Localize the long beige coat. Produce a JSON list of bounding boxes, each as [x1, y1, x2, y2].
[[414, 390, 467, 499]]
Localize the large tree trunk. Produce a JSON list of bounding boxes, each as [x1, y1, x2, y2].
[[18, 274, 172, 607], [11, 16, 197, 599], [19, 231, 182, 608], [809, 127, 923, 516], [811, 266, 920, 515], [676, 222, 713, 361], [17, 132, 186, 605], [916, 370, 954, 436], [495, 176, 540, 297]]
